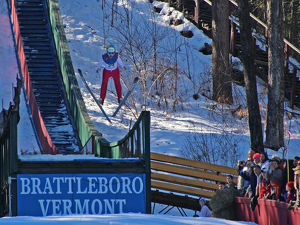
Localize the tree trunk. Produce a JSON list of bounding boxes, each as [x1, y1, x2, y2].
[[237, 0, 264, 153], [291, 0, 299, 47], [265, 0, 285, 150], [212, 0, 232, 104]]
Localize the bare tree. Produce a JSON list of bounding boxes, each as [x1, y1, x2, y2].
[[237, 0, 264, 152], [291, 0, 299, 47], [265, 0, 285, 150], [104, 1, 189, 114], [181, 126, 243, 167], [211, 0, 233, 104]]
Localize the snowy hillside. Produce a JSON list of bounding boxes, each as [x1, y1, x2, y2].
[[56, 0, 300, 164], [1, 0, 299, 164]]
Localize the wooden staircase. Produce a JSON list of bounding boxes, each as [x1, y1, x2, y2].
[[167, 0, 300, 109], [15, 0, 80, 153]]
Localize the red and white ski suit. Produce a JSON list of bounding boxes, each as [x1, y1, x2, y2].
[[97, 53, 125, 103]]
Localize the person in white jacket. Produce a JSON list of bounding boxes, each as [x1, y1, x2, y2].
[[199, 198, 212, 217], [97, 45, 125, 105]]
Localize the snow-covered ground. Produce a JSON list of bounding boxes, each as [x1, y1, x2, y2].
[[0, 213, 257, 225]]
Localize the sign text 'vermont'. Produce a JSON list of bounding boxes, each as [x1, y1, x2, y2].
[[17, 174, 146, 216]]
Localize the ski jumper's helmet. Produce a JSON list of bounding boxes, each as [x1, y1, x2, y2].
[[107, 45, 116, 55]]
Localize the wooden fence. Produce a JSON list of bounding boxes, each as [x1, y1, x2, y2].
[[0, 79, 21, 217], [235, 197, 300, 225], [0, 110, 18, 217]]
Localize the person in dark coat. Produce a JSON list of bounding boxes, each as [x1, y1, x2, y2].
[[279, 159, 294, 201], [293, 157, 300, 168], [265, 155, 282, 200], [237, 150, 255, 195], [240, 163, 257, 198]]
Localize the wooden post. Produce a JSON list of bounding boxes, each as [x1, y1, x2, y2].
[[143, 111, 151, 214], [291, 68, 297, 109], [253, 36, 257, 58], [178, 0, 183, 11], [265, 27, 268, 53], [284, 43, 290, 69], [136, 125, 141, 158], [10, 111, 18, 216], [194, 0, 200, 27], [230, 22, 237, 57]]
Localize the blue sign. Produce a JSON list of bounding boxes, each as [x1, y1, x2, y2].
[[17, 174, 146, 216]]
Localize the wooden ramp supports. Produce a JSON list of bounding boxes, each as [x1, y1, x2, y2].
[[150, 152, 238, 210]]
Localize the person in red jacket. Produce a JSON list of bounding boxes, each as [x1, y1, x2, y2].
[[258, 166, 270, 199], [97, 45, 125, 105], [285, 181, 295, 203]]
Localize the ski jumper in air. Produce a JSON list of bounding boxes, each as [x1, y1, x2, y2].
[[97, 45, 125, 105]]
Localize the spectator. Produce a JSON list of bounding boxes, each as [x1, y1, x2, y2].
[[293, 156, 300, 168], [219, 182, 226, 190], [252, 164, 262, 197], [241, 164, 257, 198], [248, 150, 255, 161], [250, 164, 262, 211], [260, 152, 269, 169], [265, 155, 282, 200], [258, 165, 270, 199], [237, 150, 255, 195], [237, 160, 245, 190], [199, 198, 212, 217], [237, 160, 246, 192], [285, 181, 295, 203], [226, 175, 236, 189], [279, 159, 295, 202], [253, 153, 261, 166], [293, 165, 300, 209]]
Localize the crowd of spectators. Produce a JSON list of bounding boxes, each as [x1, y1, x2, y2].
[[236, 150, 300, 211], [198, 151, 300, 217]]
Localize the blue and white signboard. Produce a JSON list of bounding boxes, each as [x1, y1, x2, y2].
[[17, 174, 146, 216]]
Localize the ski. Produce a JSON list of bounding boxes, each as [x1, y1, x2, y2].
[[112, 77, 139, 117], [78, 69, 111, 123]]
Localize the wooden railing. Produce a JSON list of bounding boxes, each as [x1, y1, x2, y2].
[[99, 111, 151, 159], [8, 0, 59, 154], [0, 79, 21, 217], [47, 0, 151, 159], [0, 110, 18, 217], [235, 197, 300, 225], [195, 0, 300, 109], [151, 152, 238, 199], [199, 0, 300, 60]]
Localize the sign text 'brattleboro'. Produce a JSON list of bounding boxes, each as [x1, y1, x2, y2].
[[17, 174, 146, 216]]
